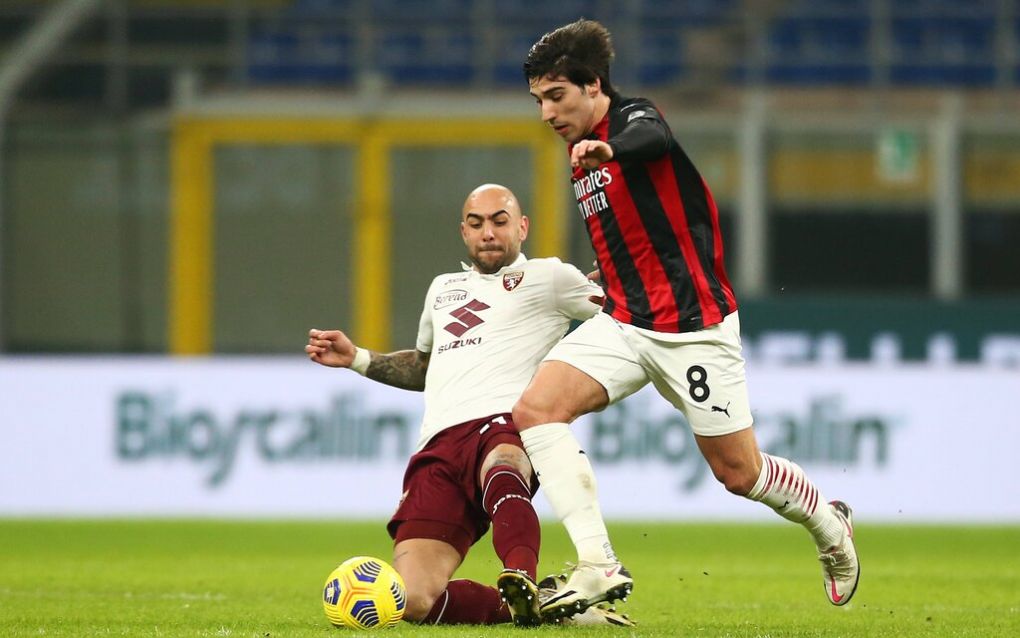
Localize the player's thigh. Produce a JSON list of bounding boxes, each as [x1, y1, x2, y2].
[[515, 314, 648, 427], [392, 538, 462, 620], [514, 361, 611, 427], [642, 314, 753, 437], [388, 456, 477, 558]]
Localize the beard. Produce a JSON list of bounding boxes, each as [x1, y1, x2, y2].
[[471, 247, 512, 274]]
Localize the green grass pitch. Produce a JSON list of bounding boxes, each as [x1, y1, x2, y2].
[[2, 520, 1018, 637]]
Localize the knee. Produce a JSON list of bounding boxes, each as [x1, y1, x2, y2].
[[400, 583, 441, 624], [480, 445, 532, 484], [711, 463, 759, 496]]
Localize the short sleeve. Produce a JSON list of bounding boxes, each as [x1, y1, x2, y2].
[[551, 259, 603, 321]]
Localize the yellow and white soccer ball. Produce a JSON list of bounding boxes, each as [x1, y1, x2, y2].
[[323, 556, 406, 629]]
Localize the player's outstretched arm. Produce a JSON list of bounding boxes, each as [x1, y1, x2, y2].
[[306, 328, 429, 391], [364, 349, 430, 391]]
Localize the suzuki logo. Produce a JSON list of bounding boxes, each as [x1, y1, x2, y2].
[[444, 299, 490, 337]]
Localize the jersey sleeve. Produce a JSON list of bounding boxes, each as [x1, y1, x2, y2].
[[608, 98, 671, 163], [415, 280, 436, 353], [551, 259, 603, 321]]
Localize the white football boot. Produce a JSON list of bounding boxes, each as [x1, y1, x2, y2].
[[819, 500, 860, 606], [538, 561, 633, 621], [538, 573, 635, 627]]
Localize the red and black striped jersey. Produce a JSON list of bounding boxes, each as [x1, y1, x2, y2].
[[569, 95, 737, 333]]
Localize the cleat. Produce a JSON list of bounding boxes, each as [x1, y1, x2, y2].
[[819, 500, 860, 606], [538, 561, 633, 621], [538, 572, 636, 627], [537, 572, 568, 601], [564, 603, 637, 627], [497, 569, 542, 627]]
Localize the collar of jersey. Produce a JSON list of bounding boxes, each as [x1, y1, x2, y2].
[[460, 252, 527, 275]]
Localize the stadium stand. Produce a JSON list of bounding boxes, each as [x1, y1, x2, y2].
[[1, 0, 1018, 108]]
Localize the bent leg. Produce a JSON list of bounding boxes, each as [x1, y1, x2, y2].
[[479, 443, 540, 579], [393, 538, 510, 625], [480, 443, 543, 625], [697, 428, 845, 551], [392, 538, 461, 623]]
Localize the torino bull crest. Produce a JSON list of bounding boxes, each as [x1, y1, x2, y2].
[[503, 270, 524, 291]]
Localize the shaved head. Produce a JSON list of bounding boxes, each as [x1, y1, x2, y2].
[[462, 183, 522, 221], [460, 183, 529, 274]]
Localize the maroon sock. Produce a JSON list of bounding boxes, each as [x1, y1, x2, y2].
[[482, 465, 540, 579], [421, 579, 511, 624]]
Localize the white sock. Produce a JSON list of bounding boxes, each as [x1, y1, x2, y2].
[[746, 452, 844, 550], [519, 423, 617, 565]]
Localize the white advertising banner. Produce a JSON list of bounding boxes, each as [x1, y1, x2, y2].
[[1, 357, 1017, 521]]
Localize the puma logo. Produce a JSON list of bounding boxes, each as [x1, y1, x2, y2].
[[711, 401, 731, 418]]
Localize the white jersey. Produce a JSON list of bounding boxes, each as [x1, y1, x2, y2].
[[414, 254, 601, 450]]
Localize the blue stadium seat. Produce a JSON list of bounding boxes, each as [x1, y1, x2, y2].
[[493, 28, 548, 86], [248, 30, 297, 82], [637, 30, 686, 86], [891, 16, 997, 86], [768, 19, 803, 58], [372, 0, 472, 22], [765, 16, 871, 86], [286, 0, 355, 16], [376, 29, 474, 84], [250, 0, 1014, 89], [788, 0, 863, 5], [640, 0, 736, 26], [890, 64, 997, 86], [895, 0, 997, 11], [493, 0, 597, 23], [248, 27, 354, 84], [783, 0, 869, 13]]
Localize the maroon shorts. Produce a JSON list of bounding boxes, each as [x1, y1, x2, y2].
[[387, 413, 530, 558]]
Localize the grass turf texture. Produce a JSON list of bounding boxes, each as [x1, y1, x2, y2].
[[1, 520, 1017, 637]]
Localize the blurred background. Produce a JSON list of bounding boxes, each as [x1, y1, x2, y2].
[[1, 0, 1018, 520]]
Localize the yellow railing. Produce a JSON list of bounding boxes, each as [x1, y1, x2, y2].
[[169, 117, 564, 355]]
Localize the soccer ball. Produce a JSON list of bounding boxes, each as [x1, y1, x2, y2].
[[323, 556, 406, 629]]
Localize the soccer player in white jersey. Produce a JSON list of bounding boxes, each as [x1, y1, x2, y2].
[[306, 184, 630, 627]]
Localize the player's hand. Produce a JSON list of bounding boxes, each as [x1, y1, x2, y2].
[[571, 140, 614, 170], [306, 328, 355, 368]]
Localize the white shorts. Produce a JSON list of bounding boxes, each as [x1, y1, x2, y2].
[[544, 311, 752, 437]]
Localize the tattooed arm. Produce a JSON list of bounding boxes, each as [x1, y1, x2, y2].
[[306, 328, 430, 391], [365, 349, 430, 391]]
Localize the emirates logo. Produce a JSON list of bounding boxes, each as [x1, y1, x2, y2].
[[503, 271, 524, 291]]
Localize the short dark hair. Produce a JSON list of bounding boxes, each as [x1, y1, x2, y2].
[[523, 19, 617, 98]]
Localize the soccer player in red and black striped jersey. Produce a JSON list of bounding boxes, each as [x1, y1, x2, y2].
[[502, 19, 860, 621]]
